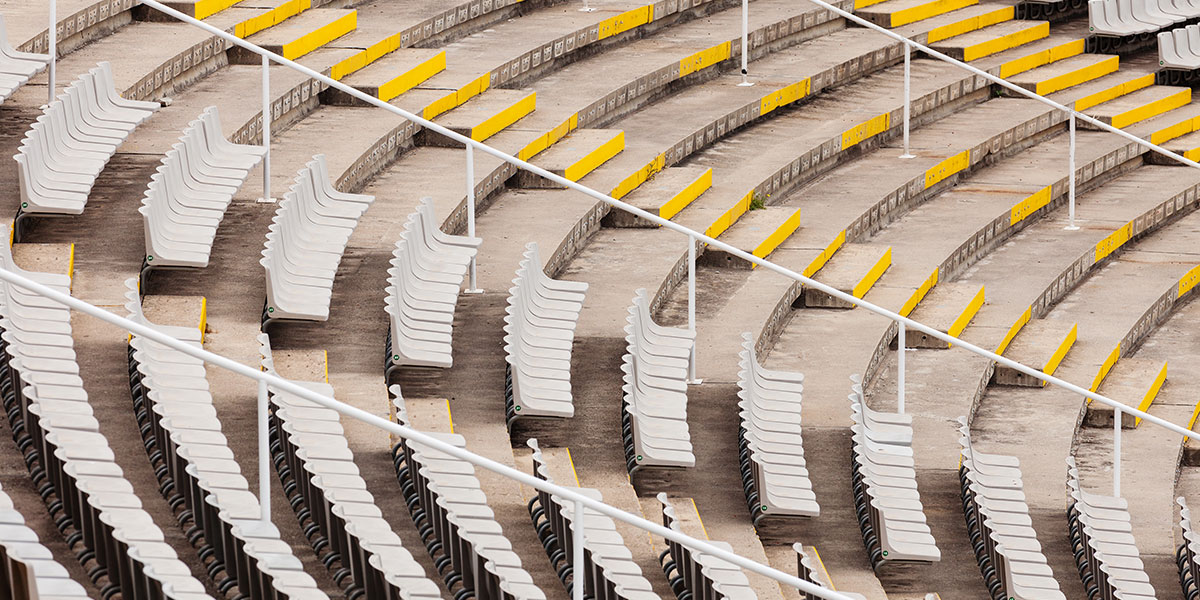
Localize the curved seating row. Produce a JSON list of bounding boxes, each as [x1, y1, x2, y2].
[[390, 388, 546, 600], [261, 154, 372, 326], [141, 106, 263, 275], [15, 62, 156, 218], [1159, 24, 1200, 69], [503, 242, 587, 427], [849, 382, 940, 568], [0, 14, 48, 101], [1089, 0, 1197, 37], [1066, 458, 1154, 600], [957, 420, 1065, 600], [793, 544, 866, 600], [525, 439, 657, 600], [257, 338, 440, 600], [0, 480, 92, 599], [656, 494, 756, 600], [0, 228, 210, 600], [124, 282, 328, 600], [736, 332, 818, 523], [621, 288, 694, 474], [384, 198, 480, 374], [1176, 497, 1200, 599]]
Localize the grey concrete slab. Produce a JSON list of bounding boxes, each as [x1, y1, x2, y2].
[[1082, 84, 1192, 127], [930, 19, 1049, 60], [242, 8, 357, 56], [1006, 53, 1117, 93]]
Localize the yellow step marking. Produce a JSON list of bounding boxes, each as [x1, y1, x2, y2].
[[331, 31, 404, 80], [927, 5, 1013, 44], [599, 5, 653, 39], [1188, 398, 1200, 437], [1009, 185, 1052, 225], [610, 153, 666, 200], [1073, 73, 1154, 112], [518, 114, 579, 162], [566, 447, 581, 487], [961, 21, 1048, 62], [375, 52, 447, 102], [660, 168, 713, 220], [563, 132, 625, 181], [947, 285, 985, 339], [423, 73, 490, 120], [1094, 220, 1132, 262], [1180, 263, 1200, 297], [802, 230, 846, 278], [198, 296, 208, 343], [1034, 55, 1118, 96], [995, 305, 1031, 355], [1041, 323, 1076, 381], [471, 92, 536, 141], [924, 150, 970, 188], [195, 0, 244, 20], [1108, 88, 1191, 129], [998, 38, 1084, 79], [1150, 113, 1200, 146], [853, 247, 892, 299], [752, 208, 803, 260], [889, 0, 978, 28], [679, 41, 731, 78], [1134, 361, 1168, 426], [760, 79, 812, 116], [234, 0, 312, 39], [279, 10, 357, 60], [706, 191, 754, 239], [841, 113, 891, 150], [899, 267, 938, 317], [1089, 345, 1121, 394]]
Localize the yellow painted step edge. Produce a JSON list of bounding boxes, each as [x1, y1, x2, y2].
[[802, 230, 846, 278], [1033, 55, 1119, 96], [1180, 263, 1200, 297], [926, 5, 1014, 45], [377, 51, 447, 102], [659, 168, 712, 221], [1073, 73, 1155, 112], [853, 247, 892, 299], [925, 150, 970, 188], [995, 305, 1031, 355], [1041, 323, 1077, 382], [889, 0, 978, 29], [947, 285, 984, 340], [1009, 185, 1052, 225], [752, 208, 802, 260], [998, 38, 1084, 79], [470, 92, 537, 142], [1150, 111, 1200, 146], [1088, 344, 1121, 395], [899, 267, 938, 318], [1108, 88, 1191, 129], [195, 0, 244, 20], [961, 20, 1049, 62], [1134, 361, 1168, 426], [564, 131, 625, 182], [279, 10, 357, 61], [234, 0, 312, 39]]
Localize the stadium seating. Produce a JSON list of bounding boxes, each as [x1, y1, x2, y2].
[[391, 387, 546, 600], [1088, 0, 1191, 37], [15, 62, 156, 220], [261, 154, 372, 326], [503, 242, 587, 426], [657, 493, 757, 600], [384, 198, 480, 374], [737, 332, 818, 523], [621, 289, 695, 474], [793, 544, 867, 600], [957, 419, 1065, 600], [1176, 497, 1200, 599], [0, 15, 47, 100], [1066, 458, 1154, 600], [0, 480, 91, 599], [124, 281, 329, 599], [850, 382, 940, 568], [1159, 24, 1200, 69], [525, 438, 657, 600]]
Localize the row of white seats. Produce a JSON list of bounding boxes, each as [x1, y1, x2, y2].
[[0, 14, 48, 101], [1066, 458, 1154, 600], [258, 340, 440, 600], [737, 332, 818, 522], [261, 154, 372, 325], [849, 381, 940, 567], [793, 544, 867, 600], [0, 226, 210, 599], [16, 62, 156, 217], [503, 242, 587, 426], [1159, 24, 1200, 69], [1089, 0, 1199, 37], [657, 493, 757, 600], [384, 198, 479, 373], [957, 420, 1065, 600], [392, 390, 546, 600], [621, 288, 694, 473], [0, 480, 91, 599], [125, 283, 328, 600], [1176, 497, 1200, 599], [141, 106, 262, 272], [526, 439, 658, 600]]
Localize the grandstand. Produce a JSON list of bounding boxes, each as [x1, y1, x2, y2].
[[0, 0, 1199, 598]]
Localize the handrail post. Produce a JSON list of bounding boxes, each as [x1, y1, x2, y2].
[[573, 499, 585, 600], [900, 43, 914, 159], [738, 0, 753, 86], [897, 321, 906, 413], [259, 54, 273, 203], [1066, 111, 1078, 230], [1113, 406, 1122, 497], [687, 234, 700, 384], [47, 0, 56, 106], [465, 143, 482, 294], [580, 0, 595, 11], [258, 378, 271, 525]]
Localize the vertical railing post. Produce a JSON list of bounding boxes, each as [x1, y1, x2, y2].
[[900, 43, 913, 159], [573, 499, 585, 600], [687, 234, 700, 384], [465, 143, 482, 294], [1113, 406, 1121, 497], [738, 0, 753, 86], [258, 378, 271, 525], [260, 54, 272, 202], [47, 0, 56, 106], [1066, 111, 1079, 230], [897, 321, 906, 413], [580, 0, 595, 11]]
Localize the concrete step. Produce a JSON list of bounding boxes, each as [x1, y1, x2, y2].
[[1161, 127, 1200, 161], [519, 129, 626, 188], [141, 294, 208, 341], [427, 88, 537, 145], [1143, 99, 1200, 146], [336, 48, 446, 101], [1057, 68, 1157, 111], [1007, 52, 1119, 95], [923, 4, 1019, 45], [164, 0, 245, 20], [606, 166, 714, 227], [974, 24, 1088, 79], [929, 18, 1048, 61], [211, 0, 312, 39], [993, 319, 1077, 385], [716, 205, 805, 261], [239, 7, 357, 61], [1081, 85, 1192, 129], [855, 0, 979, 28], [1085, 356, 1169, 427], [802, 243, 892, 307]]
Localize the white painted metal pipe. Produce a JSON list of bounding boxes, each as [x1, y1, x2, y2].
[[1067, 112, 1079, 231], [47, 0, 56, 106], [900, 43, 912, 159], [897, 322, 905, 414], [739, 0, 751, 86], [687, 234, 698, 384], [573, 499, 585, 600], [261, 54, 272, 201], [1113, 407, 1122, 497], [466, 143, 481, 293], [258, 377, 271, 525]]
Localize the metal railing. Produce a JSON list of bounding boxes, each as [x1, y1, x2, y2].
[[22, 0, 1200, 597]]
